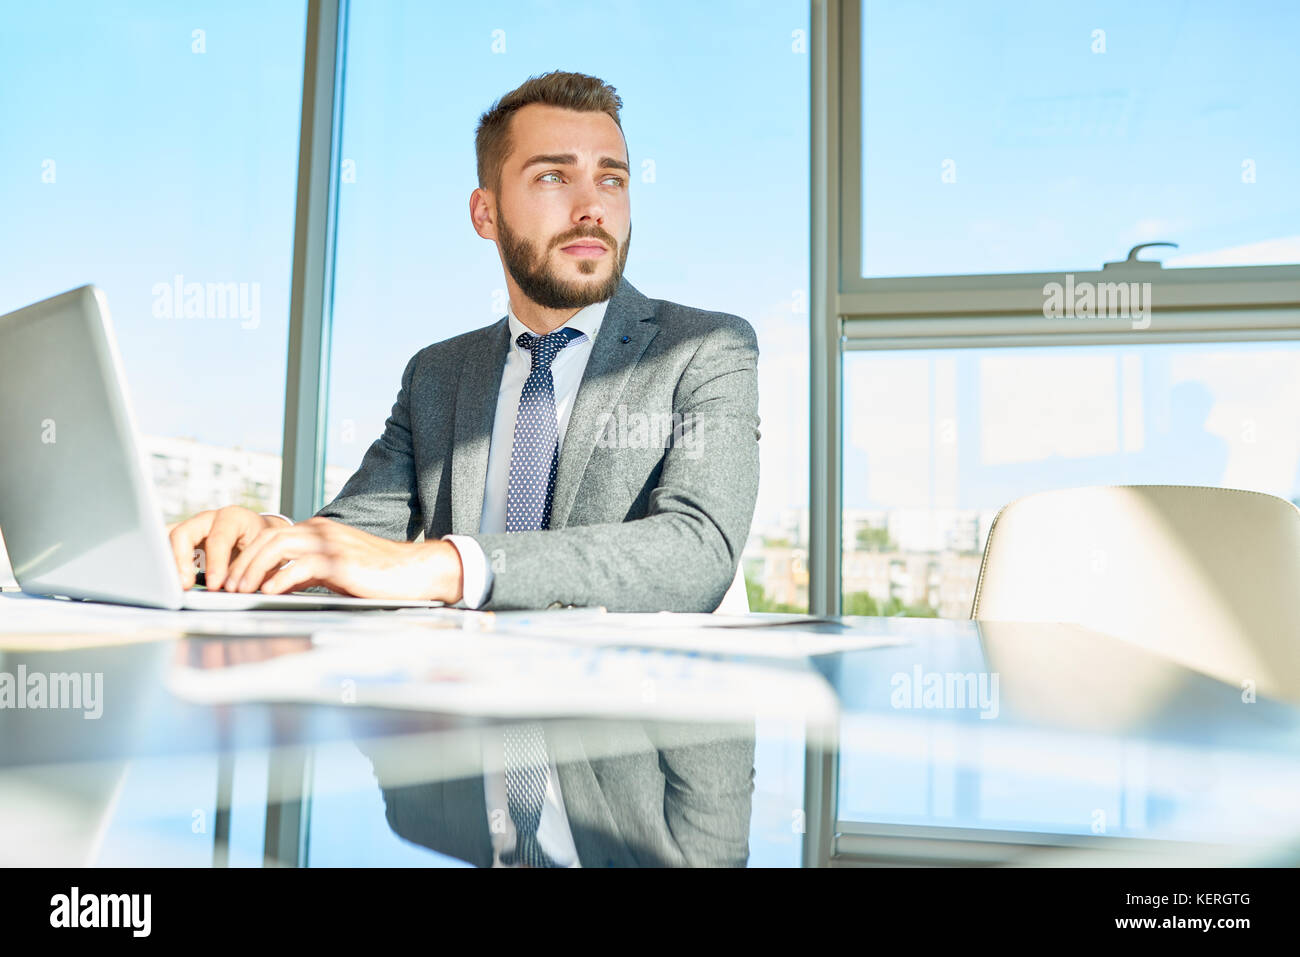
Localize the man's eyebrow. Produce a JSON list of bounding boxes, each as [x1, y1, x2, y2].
[[521, 153, 630, 174]]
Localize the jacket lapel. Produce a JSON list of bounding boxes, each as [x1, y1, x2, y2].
[[549, 278, 657, 530], [550, 725, 640, 868], [450, 317, 510, 535]]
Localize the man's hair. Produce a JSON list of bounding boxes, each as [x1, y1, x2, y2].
[[475, 70, 624, 196]]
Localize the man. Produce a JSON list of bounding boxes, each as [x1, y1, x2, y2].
[[168, 71, 760, 866], [168, 71, 761, 615]]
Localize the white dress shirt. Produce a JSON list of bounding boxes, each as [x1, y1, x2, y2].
[[447, 296, 610, 867]]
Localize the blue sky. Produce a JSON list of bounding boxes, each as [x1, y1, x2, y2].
[[0, 0, 305, 453], [861, 0, 1300, 277]]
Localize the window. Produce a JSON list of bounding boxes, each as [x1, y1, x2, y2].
[[858, 0, 1300, 278], [0, 0, 308, 523], [841, 341, 1300, 617]]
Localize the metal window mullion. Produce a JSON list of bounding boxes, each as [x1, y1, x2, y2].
[[843, 330, 1300, 353], [842, 307, 1300, 350], [266, 0, 348, 871], [810, 0, 847, 623], [804, 0, 845, 868], [281, 0, 348, 521], [838, 268, 1300, 317]]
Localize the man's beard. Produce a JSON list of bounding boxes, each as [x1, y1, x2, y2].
[[497, 207, 630, 310]]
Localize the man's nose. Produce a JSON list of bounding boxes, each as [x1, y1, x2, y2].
[[571, 180, 606, 224]]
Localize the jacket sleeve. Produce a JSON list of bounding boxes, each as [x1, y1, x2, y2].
[[314, 350, 425, 543], [467, 316, 760, 612]]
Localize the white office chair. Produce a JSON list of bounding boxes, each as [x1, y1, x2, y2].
[[713, 562, 751, 614], [970, 485, 1300, 703]]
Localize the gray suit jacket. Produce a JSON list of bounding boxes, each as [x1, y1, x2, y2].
[[315, 276, 761, 612]]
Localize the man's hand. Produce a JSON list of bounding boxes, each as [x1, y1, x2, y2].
[[168, 506, 288, 591], [213, 516, 463, 602]]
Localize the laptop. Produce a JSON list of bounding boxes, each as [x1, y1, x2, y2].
[[0, 285, 445, 611]]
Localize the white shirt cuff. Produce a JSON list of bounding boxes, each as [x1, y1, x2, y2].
[[260, 512, 294, 527], [443, 534, 493, 609]]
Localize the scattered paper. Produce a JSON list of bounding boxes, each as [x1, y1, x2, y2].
[[476, 611, 905, 658], [166, 630, 840, 724]]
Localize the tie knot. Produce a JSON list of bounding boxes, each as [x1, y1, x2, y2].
[[517, 327, 583, 372]]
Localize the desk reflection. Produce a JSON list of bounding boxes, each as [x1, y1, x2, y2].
[[359, 719, 756, 867]]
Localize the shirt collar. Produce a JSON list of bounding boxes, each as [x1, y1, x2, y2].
[[507, 297, 609, 356]]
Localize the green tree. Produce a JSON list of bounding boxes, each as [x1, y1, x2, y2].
[[236, 484, 270, 513], [842, 591, 937, 618], [855, 526, 896, 552], [842, 591, 880, 615], [745, 577, 804, 613]]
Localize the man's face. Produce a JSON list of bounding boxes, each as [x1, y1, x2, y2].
[[488, 103, 631, 310]]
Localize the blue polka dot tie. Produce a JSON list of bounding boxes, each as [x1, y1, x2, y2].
[[501, 325, 582, 867], [505, 326, 584, 533], [501, 723, 555, 868]]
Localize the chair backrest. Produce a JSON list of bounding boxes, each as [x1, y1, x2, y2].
[[971, 485, 1300, 703], [713, 562, 751, 614]]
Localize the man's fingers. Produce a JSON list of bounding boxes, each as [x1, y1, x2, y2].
[[204, 520, 262, 591], [202, 527, 236, 591], [168, 514, 213, 588], [227, 529, 307, 593], [259, 556, 327, 596], [167, 519, 194, 583], [221, 526, 277, 590]]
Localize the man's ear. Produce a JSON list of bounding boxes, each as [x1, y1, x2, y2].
[[470, 187, 497, 242]]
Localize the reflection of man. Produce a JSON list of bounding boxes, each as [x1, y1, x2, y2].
[[365, 721, 756, 868], [166, 69, 761, 614]]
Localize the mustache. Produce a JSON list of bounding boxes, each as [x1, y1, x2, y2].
[[552, 229, 617, 250]]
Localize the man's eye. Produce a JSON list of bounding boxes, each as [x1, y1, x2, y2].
[[539, 172, 562, 183], [603, 177, 626, 187]]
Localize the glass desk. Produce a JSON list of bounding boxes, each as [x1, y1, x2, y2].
[[1, 606, 1297, 867], [817, 619, 1300, 866]]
